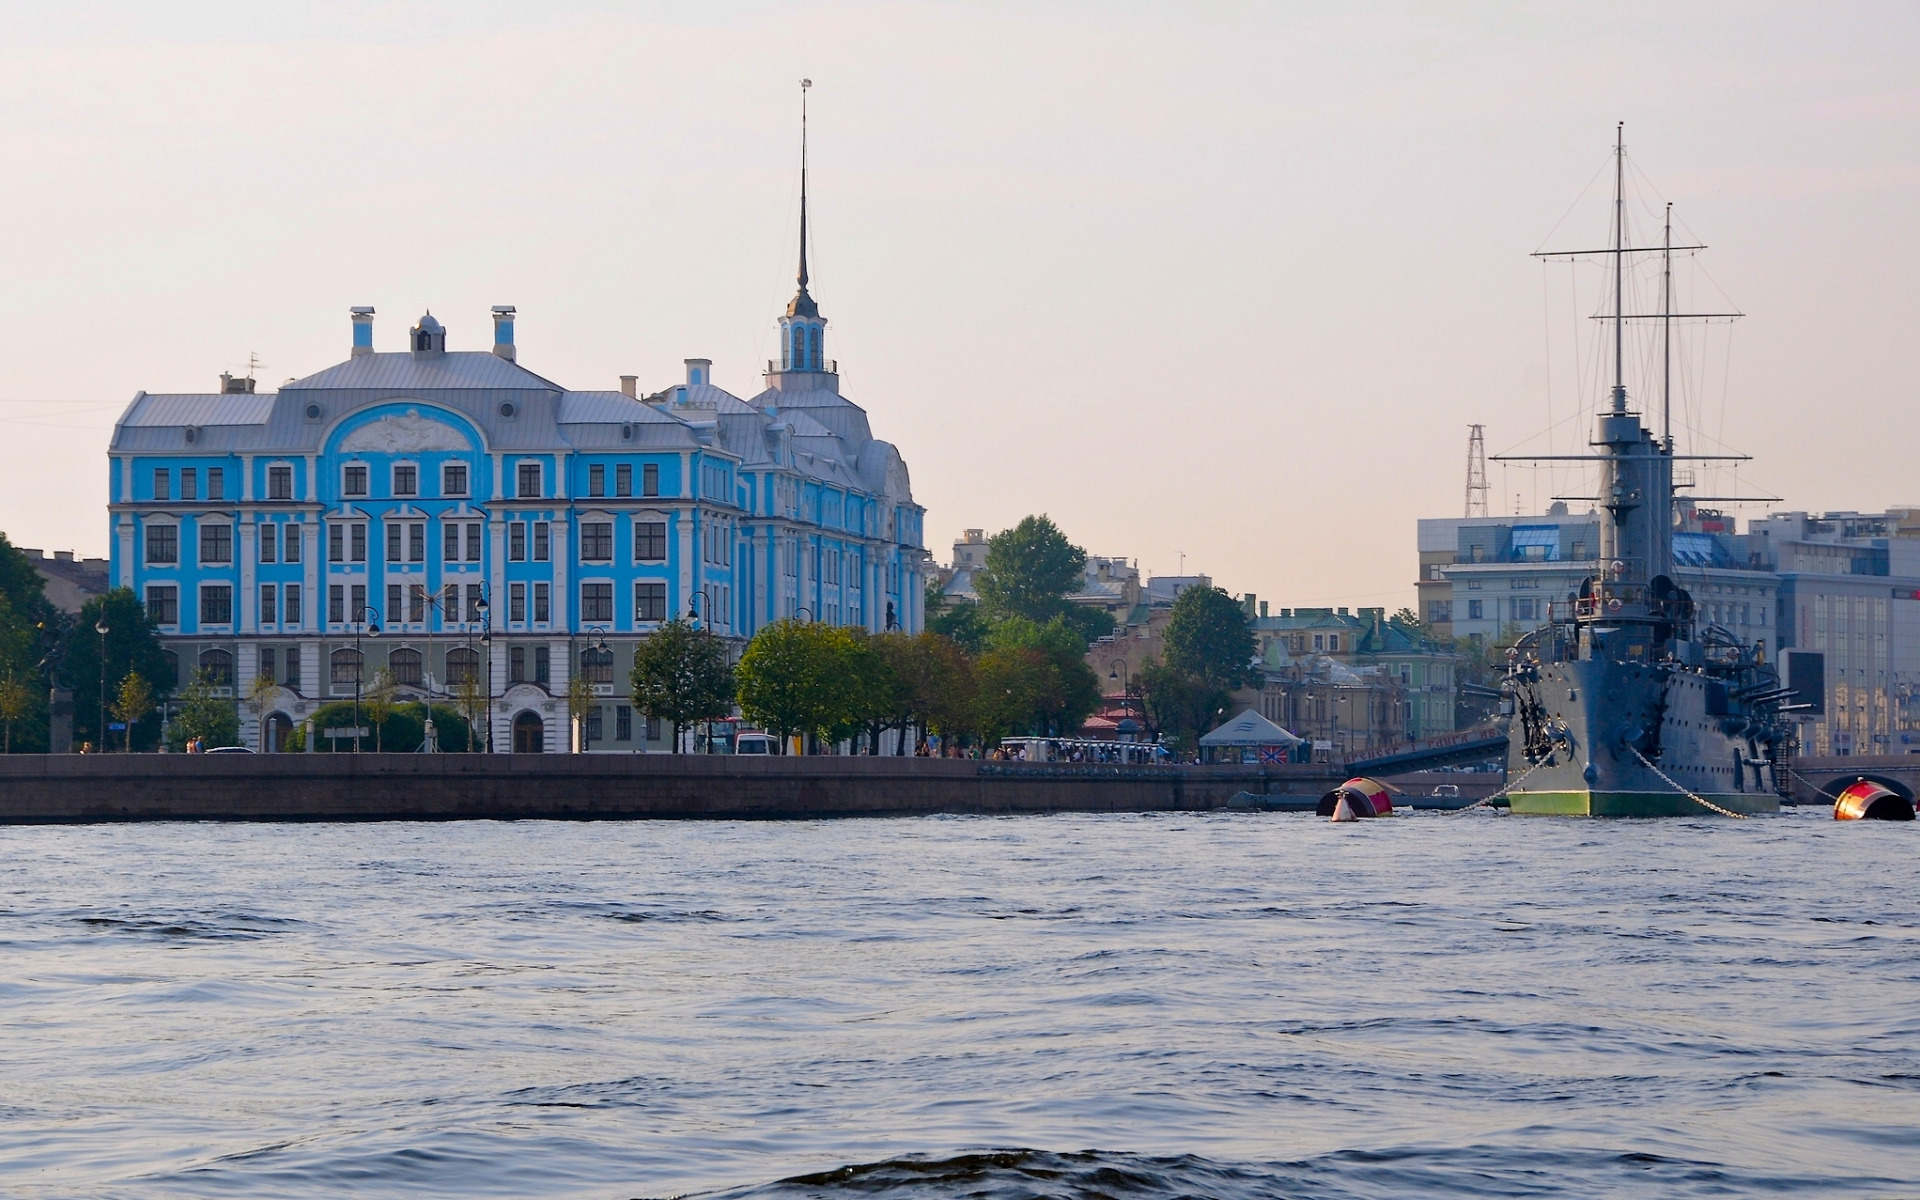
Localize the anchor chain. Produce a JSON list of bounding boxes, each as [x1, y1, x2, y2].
[[1630, 746, 1749, 819]]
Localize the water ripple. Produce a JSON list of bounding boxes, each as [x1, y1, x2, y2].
[[0, 809, 1916, 1198]]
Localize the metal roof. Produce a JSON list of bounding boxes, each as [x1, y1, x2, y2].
[[284, 351, 563, 392], [121, 392, 276, 427]]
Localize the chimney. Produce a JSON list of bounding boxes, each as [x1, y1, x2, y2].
[[491, 306, 516, 361], [350, 306, 375, 357], [619, 375, 638, 399], [685, 358, 712, 387], [1260, 601, 1269, 619]]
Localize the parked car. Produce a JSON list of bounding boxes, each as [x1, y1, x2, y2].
[[205, 746, 256, 754], [734, 732, 776, 755]]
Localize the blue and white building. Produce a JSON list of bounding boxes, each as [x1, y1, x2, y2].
[[106, 250, 928, 751]]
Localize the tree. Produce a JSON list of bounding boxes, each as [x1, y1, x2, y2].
[[984, 614, 1102, 735], [736, 620, 874, 752], [364, 668, 397, 751], [629, 618, 736, 753], [883, 632, 974, 754], [975, 515, 1087, 626], [168, 670, 239, 751], [925, 582, 991, 653], [110, 673, 155, 752], [1162, 586, 1259, 692], [62, 589, 174, 752], [454, 676, 488, 752], [0, 535, 54, 752], [1139, 659, 1234, 758], [0, 672, 31, 753], [244, 672, 282, 751], [567, 674, 596, 752], [1390, 607, 1424, 633]]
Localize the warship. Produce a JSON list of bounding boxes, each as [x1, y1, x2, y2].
[[1496, 127, 1793, 817]]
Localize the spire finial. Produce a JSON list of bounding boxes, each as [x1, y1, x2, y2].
[[798, 78, 811, 293]]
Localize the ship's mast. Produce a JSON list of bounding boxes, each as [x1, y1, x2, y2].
[[1662, 202, 1673, 450], [1611, 122, 1626, 415]]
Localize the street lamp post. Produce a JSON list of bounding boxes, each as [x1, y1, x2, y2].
[[686, 592, 716, 754], [475, 596, 493, 754], [579, 626, 610, 753], [792, 605, 813, 623], [352, 605, 381, 752], [94, 618, 109, 753]]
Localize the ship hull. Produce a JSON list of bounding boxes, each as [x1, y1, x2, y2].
[[1507, 788, 1779, 818], [1505, 657, 1784, 818]]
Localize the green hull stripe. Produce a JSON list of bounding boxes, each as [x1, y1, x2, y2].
[[1507, 790, 1781, 818]]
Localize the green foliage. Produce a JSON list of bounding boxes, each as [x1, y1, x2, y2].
[[167, 670, 240, 751], [1162, 586, 1259, 691], [110, 673, 155, 752], [453, 676, 489, 752], [886, 632, 975, 744], [289, 701, 472, 753], [0, 671, 33, 753], [1138, 659, 1234, 756], [0, 534, 54, 752], [628, 618, 737, 752], [0, 531, 51, 622], [363, 668, 397, 751], [63, 589, 175, 751], [736, 620, 883, 751], [975, 515, 1087, 627], [926, 593, 991, 653]]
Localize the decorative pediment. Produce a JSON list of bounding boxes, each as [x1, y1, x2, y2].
[[339, 411, 472, 454]]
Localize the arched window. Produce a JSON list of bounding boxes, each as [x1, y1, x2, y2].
[[330, 648, 363, 687], [446, 647, 479, 686], [581, 647, 614, 685], [388, 648, 423, 687], [792, 327, 806, 368], [808, 326, 821, 365], [198, 648, 234, 688], [415, 330, 430, 351]]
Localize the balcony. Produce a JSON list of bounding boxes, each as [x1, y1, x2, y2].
[[766, 359, 838, 374]]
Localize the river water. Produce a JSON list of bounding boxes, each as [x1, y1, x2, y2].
[[1, 808, 1916, 1198]]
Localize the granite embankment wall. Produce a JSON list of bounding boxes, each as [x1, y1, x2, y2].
[[0, 754, 1408, 823]]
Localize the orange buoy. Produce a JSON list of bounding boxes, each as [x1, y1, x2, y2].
[[1317, 777, 1393, 819], [1833, 779, 1914, 821]]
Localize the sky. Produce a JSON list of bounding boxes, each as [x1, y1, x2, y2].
[[0, 1, 1914, 612]]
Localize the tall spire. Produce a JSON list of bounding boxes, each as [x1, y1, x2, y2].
[[787, 79, 819, 320], [798, 77, 810, 293]]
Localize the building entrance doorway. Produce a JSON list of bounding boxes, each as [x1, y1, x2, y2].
[[513, 711, 545, 753], [264, 713, 293, 753]]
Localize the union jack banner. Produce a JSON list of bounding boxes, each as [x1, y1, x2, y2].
[[1259, 746, 1289, 764]]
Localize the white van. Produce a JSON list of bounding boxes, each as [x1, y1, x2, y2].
[[734, 732, 776, 755]]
